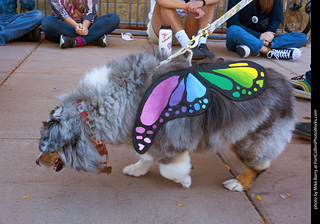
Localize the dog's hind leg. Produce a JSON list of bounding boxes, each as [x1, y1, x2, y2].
[[159, 151, 192, 188], [123, 153, 154, 177], [223, 145, 270, 192]]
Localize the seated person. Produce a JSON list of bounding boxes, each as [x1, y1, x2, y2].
[[147, 0, 219, 59], [0, 0, 44, 45], [226, 0, 307, 60], [41, 0, 120, 48]]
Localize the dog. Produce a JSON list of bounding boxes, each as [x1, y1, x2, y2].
[[36, 51, 296, 191]]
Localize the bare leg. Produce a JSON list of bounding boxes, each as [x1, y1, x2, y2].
[[151, 3, 216, 37], [151, 3, 184, 37], [198, 4, 216, 29]]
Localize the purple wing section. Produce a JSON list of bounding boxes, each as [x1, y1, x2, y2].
[[132, 68, 212, 155], [169, 78, 185, 107], [140, 76, 180, 126]]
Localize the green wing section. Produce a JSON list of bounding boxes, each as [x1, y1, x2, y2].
[[196, 61, 268, 100]]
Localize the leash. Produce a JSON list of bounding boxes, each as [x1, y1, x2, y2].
[[157, 0, 254, 67]]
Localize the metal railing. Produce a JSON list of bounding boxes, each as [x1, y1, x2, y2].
[[35, 0, 310, 35], [35, 0, 230, 32]]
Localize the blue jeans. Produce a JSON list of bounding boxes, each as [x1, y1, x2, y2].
[[0, 10, 44, 45], [41, 14, 120, 45], [226, 25, 308, 54]]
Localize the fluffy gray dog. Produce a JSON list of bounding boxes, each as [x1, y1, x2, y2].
[[36, 51, 296, 191]]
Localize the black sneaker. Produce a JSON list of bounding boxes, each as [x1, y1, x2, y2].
[[31, 27, 41, 42], [191, 47, 205, 60], [267, 48, 301, 60], [17, 27, 41, 42], [199, 43, 215, 58], [236, 45, 251, 58], [60, 35, 77, 49], [90, 35, 107, 47], [293, 122, 311, 141]]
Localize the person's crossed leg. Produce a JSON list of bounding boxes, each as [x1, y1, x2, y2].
[[149, 0, 219, 59]]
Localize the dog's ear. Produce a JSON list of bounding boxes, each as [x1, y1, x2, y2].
[[50, 106, 64, 120], [39, 106, 68, 152], [61, 135, 101, 172]]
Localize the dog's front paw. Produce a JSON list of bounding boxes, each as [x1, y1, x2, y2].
[[181, 175, 192, 189], [123, 164, 149, 177], [223, 179, 244, 192]]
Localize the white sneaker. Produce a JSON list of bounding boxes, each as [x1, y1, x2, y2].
[[267, 48, 301, 60], [236, 45, 251, 58]]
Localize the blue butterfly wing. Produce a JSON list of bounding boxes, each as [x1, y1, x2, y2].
[[132, 68, 212, 154]]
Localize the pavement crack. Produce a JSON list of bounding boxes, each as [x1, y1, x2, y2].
[[0, 137, 39, 140], [216, 152, 269, 224], [0, 38, 44, 87]]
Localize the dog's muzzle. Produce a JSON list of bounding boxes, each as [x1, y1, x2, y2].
[[36, 152, 65, 173]]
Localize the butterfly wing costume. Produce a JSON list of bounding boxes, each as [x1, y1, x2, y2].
[[132, 61, 268, 154]]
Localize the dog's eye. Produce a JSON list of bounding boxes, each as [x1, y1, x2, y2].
[[47, 119, 60, 126]]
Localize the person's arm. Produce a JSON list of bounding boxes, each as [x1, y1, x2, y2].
[[187, 0, 220, 9], [156, 0, 188, 10], [20, 0, 35, 11], [48, 0, 70, 21], [186, 0, 219, 17], [205, 0, 220, 5], [82, 20, 92, 29], [63, 17, 78, 28], [75, 0, 96, 36], [79, 20, 92, 35]]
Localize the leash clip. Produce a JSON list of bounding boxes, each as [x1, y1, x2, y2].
[[186, 24, 212, 49]]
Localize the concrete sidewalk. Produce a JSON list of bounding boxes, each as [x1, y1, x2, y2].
[[0, 35, 311, 224]]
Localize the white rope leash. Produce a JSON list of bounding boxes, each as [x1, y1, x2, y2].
[[157, 0, 254, 67]]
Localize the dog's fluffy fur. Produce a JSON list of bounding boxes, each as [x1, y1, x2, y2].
[[37, 52, 296, 191]]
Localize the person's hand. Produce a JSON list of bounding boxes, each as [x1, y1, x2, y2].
[[186, 1, 204, 11], [81, 20, 91, 36], [191, 7, 205, 19], [75, 23, 83, 35], [80, 26, 89, 36], [186, 1, 205, 19], [260, 31, 275, 43], [75, 23, 89, 36], [263, 40, 270, 46]]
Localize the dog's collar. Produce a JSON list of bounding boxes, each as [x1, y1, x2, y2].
[[77, 101, 109, 160]]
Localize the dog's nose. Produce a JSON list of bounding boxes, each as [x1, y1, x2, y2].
[[36, 159, 39, 166]]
